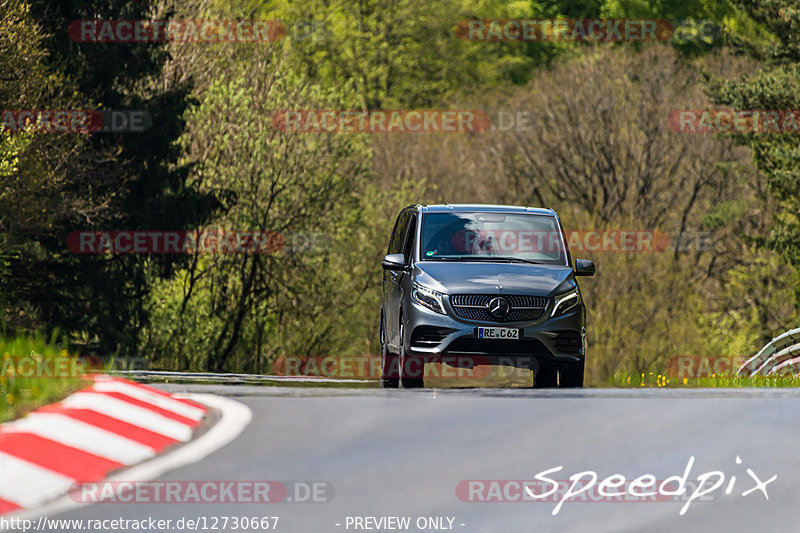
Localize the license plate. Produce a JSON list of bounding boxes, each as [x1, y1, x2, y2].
[[476, 327, 520, 340]]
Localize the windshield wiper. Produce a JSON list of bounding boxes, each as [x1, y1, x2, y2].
[[468, 256, 546, 265], [428, 256, 546, 265]]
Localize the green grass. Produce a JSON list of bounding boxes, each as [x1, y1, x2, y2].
[[608, 371, 800, 388], [0, 334, 89, 423]]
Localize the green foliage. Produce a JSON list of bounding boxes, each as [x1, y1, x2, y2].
[[706, 0, 800, 304], [610, 372, 800, 387], [245, 0, 758, 108], [590, 0, 774, 57], [246, 0, 539, 108], [0, 133, 31, 179], [1, 0, 217, 355], [141, 36, 374, 371], [701, 197, 749, 229], [0, 333, 86, 423]]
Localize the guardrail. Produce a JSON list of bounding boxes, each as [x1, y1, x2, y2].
[[737, 327, 800, 377]]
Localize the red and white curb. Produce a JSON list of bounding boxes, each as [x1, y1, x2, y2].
[[0, 375, 251, 517]]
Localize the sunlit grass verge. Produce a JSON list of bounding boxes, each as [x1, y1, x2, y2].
[[608, 371, 800, 388], [0, 334, 90, 423]]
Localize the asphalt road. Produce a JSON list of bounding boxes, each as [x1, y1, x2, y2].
[[38, 385, 800, 533]]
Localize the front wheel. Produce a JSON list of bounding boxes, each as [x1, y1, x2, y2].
[[380, 314, 398, 388], [559, 360, 584, 388], [535, 366, 558, 388], [398, 319, 423, 388]]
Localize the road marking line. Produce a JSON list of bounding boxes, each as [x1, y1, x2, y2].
[[0, 500, 20, 514], [40, 407, 179, 451], [4, 413, 156, 464], [91, 380, 206, 420], [7, 394, 252, 521], [0, 451, 75, 508], [0, 433, 122, 480], [95, 376, 209, 410], [61, 392, 194, 441], [80, 390, 200, 426]]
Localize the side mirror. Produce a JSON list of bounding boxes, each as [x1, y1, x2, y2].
[[574, 259, 596, 276], [382, 253, 407, 271]]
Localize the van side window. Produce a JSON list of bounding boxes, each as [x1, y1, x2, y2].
[[402, 215, 417, 263], [388, 212, 409, 255]]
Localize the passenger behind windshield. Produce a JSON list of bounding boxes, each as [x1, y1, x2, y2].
[[421, 212, 567, 265]]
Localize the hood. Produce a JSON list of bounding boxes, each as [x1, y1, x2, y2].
[[413, 261, 575, 297]]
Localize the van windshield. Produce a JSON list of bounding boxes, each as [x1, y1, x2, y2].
[[420, 212, 568, 265]]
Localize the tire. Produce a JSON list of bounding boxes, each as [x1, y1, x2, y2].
[[380, 314, 399, 388], [398, 318, 423, 388], [559, 360, 585, 388], [535, 365, 558, 388], [399, 355, 424, 388]]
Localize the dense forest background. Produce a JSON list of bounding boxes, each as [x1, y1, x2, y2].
[[2, 0, 799, 384]]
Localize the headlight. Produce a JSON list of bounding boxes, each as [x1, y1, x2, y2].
[[411, 282, 446, 314], [551, 288, 580, 317]]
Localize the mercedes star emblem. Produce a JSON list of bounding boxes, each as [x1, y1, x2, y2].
[[488, 297, 511, 319]]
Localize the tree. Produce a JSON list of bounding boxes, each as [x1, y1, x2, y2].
[[706, 0, 800, 307], [1, 0, 218, 355]]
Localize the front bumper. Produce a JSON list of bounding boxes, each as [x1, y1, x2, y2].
[[403, 294, 585, 369]]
